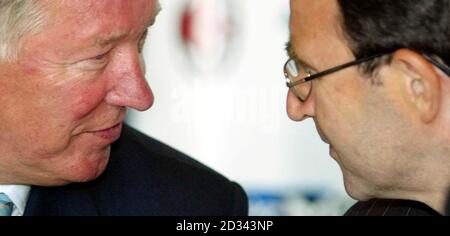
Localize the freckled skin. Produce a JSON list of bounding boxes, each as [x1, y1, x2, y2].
[[0, 0, 158, 186]]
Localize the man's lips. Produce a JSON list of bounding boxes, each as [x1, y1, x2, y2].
[[91, 123, 121, 132], [329, 145, 338, 159], [314, 124, 338, 158], [316, 125, 330, 144], [87, 108, 127, 133], [87, 122, 123, 141]]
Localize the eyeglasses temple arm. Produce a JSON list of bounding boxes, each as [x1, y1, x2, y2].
[[423, 55, 450, 76]]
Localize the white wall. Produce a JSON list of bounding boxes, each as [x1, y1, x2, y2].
[[127, 0, 353, 215]]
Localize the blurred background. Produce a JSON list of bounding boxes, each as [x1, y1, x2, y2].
[[127, 0, 354, 215]]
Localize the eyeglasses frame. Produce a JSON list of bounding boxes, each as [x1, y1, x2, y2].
[[283, 50, 450, 101]]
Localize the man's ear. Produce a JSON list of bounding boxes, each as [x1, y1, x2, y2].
[[390, 49, 441, 123]]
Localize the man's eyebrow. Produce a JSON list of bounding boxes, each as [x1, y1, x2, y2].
[[285, 41, 296, 59], [146, 2, 162, 28], [285, 40, 317, 70], [95, 34, 127, 47]]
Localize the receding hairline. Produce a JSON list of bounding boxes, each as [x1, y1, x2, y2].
[[93, 1, 162, 47], [0, 0, 49, 61], [285, 1, 351, 69]]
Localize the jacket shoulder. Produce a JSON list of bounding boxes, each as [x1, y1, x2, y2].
[[344, 199, 441, 216], [95, 124, 248, 216]]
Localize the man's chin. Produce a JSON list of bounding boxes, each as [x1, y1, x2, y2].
[[40, 149, 111, 186], [72, 152, 110, 183], [314, 121, 331, 144], [342, 176, 375, 201]]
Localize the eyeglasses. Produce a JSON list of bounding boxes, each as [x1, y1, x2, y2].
[[283, 51, 450, 102]]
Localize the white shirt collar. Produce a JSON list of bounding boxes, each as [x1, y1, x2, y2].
[[0, 185, 31, 216]]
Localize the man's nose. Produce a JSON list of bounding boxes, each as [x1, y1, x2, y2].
[[105, 50, 154, 111], [286, 90, 315, 121]]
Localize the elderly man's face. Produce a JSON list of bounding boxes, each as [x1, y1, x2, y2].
[[0, 0, 159, 185]]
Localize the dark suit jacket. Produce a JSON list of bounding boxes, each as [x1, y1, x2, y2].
[[446, 194, 450, 216], [344, 199, 441, 216], [24, 124, 248, 216], [447, 199, 450, 216]]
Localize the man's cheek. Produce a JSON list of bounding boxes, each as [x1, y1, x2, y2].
[[62, 84, 107, 121]]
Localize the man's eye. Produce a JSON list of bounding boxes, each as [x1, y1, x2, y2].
[[305, 67, 316, 76], [76, 51, 110, 71], [92, 52, 109, 61]]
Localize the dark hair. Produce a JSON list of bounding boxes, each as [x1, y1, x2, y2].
[[337, 0, 450, 74]]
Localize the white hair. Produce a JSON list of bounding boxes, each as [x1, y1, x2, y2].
[[0, 0, 46, 61]]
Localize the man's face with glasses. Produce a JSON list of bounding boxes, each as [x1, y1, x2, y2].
[[287, 0, 450, 202]]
